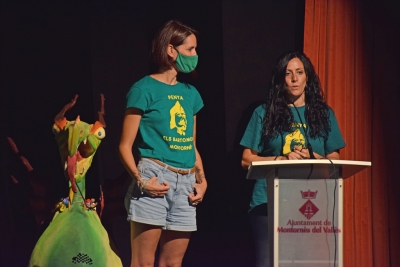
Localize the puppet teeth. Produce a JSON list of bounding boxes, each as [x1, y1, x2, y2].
[[64, 161, 67, 170], [83, 138, 87, 145]]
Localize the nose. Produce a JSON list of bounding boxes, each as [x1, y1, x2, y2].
[[291, 74, 298, 82]]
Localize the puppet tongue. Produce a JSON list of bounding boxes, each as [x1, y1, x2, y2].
[[67, 154, 78, 193]]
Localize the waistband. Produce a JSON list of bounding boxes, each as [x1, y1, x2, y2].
[[147, 158, 196, 175]]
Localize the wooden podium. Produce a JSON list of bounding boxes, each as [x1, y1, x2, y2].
[[247, 160, 371, 267]]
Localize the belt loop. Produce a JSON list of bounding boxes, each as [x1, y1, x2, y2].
[[162, 163, 168, 173]]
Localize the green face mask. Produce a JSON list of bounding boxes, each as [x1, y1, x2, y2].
[[174, 49, 198, 73]]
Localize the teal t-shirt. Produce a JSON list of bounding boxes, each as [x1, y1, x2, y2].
[[240, 104, 345, 212], [126, 76, 204, 168]]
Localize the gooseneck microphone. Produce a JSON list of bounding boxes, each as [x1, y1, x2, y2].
[[291, 102, 316, 159]]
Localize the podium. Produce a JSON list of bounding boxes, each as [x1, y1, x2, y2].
[[247, 160, 371, 267]]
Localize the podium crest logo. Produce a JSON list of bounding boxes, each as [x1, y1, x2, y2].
[[299, 190, 319, 220]]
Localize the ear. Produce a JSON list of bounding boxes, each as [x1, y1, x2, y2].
[[166, 44, 177, 59]]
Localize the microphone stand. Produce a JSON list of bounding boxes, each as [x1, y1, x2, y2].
[[290, 101, 316, 159]]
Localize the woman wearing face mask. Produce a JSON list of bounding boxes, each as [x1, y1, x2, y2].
[[240, 51, 345, 267], [119, 20, 207, 267]]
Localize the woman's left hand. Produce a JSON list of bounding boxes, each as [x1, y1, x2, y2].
[[189, 182, 206, 206], [292, 145, 311, 159]]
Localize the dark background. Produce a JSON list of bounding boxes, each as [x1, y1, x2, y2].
[[0, 1, 304, 266]]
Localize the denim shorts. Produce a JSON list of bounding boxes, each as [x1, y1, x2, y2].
[[125, 158, 197, 231]]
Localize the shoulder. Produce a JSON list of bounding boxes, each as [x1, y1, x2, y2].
[[245, 104, 267, 125], [176, 82, 202, 102], [176, 81, 198, 91], [326, 106, 338, 118], [132, 75, 153, 88], [127, 76, 149, 92], [128, 76, 167, 97], [253, 104, 267, 117]]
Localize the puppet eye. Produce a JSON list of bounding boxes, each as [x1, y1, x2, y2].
[[94, 127, 105, 139]]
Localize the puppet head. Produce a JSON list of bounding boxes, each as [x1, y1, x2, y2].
[[52, 94, 106, 194]]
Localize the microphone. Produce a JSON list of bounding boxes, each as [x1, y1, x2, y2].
[[290, 101, 316, 159]]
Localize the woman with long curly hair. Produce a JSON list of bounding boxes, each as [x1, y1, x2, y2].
[[240, 51, 345, 267]]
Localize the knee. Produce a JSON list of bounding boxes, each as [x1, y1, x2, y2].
[[131, 258, 155, 267], [158, 261, 183, 267]]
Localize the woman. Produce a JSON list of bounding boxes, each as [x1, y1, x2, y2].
[[119, 20, 207, 267], [240, 51, 345, 267]]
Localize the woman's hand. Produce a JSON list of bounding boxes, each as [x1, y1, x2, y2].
[[276, 146, 312, 160], [292, 145, 311, 159], [189, 182, 206, 206], [142, 176, 170, 197], [292, 145, 325, 159]]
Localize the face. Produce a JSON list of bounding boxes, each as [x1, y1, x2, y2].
[[173, 34, 197, 58], [285, 57, 307, 99]]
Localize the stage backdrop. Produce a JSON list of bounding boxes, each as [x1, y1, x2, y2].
[[304, 0, 400, 266]]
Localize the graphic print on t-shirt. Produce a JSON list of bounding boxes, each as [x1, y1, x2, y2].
[[282, 125, 306, 155], [169, 101, 187, 135], [162, 96, 195, 152]]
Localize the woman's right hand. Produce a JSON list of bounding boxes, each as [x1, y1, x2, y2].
[[142, 176, 170, 197], [286, 152, 301, 160], [285, 145, 308, 159]]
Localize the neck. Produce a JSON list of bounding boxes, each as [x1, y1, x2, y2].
[[151, 68, 178, 85], [287, 94, 305, 107], [286, 91, 306, 107]]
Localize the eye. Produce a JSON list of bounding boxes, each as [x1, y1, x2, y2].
[[94, 127, 106, 139]]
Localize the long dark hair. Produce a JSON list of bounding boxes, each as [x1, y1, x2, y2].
[[263, 51, 330, 140], [151, 20, 198, 73]]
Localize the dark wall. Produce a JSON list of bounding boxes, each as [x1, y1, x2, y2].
[[0, 1, 303, 266], [222, 0, 304, 152]]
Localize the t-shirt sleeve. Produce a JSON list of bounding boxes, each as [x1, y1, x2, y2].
[[325, 108, 346, 153], [192, 87, 204, 115], [240, 105, 265, 152], [125, 84, 148, 111]]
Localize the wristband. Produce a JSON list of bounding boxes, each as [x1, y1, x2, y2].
[[137, 178, 147, 195]]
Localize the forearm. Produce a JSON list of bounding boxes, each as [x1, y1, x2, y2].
[[241, 148, 276, 169], [119, 109, 142, 182], [119, 144, 141, 182], [312, 152, 325, 159], [242, 155, 277, 168], [194, 149, 207, 189], [325, 151, 340, 160]]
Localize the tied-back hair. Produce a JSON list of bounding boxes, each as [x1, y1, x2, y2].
[[151, 20, 198, 73], [263, 51, 331, 140]]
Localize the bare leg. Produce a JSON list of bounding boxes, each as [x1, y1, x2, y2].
[[158, 230, 192, 267], [130, 221, 162, 267]]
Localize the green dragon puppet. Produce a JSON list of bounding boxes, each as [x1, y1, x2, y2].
[[29, 94, 122, 267]]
